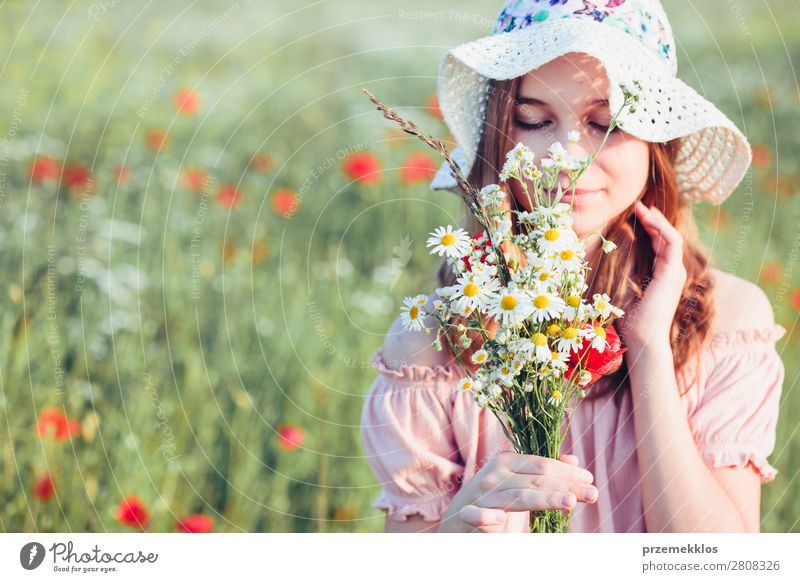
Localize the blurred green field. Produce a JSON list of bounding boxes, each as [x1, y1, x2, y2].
[[0, 0, 798, 532]]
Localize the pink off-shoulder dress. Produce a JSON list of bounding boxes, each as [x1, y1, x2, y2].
[[360, 323, 787, 532]]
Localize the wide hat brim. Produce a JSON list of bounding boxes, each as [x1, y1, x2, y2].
[[430, 18, 751, 206]]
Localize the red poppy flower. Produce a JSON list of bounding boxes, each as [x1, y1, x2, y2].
[[791, 288, 800, 312], [250, 152, 273, 173], [400, 152, 438, 184], [176, 514, 214, 533], [341, 152, 381, 185], [36, 407, 81, 442], [61, 164, 94, 194], [180, 167, 209, 192], [271, 188, 299, 217], [564, 322, 627, 388], [29, 155, 60, 183], [751, 144, 771, 168], [112, 165, 132, 185], [116, 495, 151, 529], [216, 184, 241, 208], [33, 474, 56, 502], [427, 94, 442, 121], [277, 423, 304, 452], [174, 88, 201, 115], [461, 231, 493, 272], [759, 261, 782, 285], [146, 129, 170, 152]]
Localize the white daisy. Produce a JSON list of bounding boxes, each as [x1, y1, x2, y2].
[[528, 289, 566, 324], [486, 286, 535, 328], [471, 348, 490, 366], [564, 294, 586, 321], [448, 271, 501, 315], [475, 393, 489, 407], [529, 332, 552, 363], [536, 226, 574, 254], [499, 157, 520, 182], [602, 238, 618, 253], [556, 247, 583, 272], [399, 294, 428, 332], [583, 324, 609, 353], [592, 293, 624, 319], [555, 325, 583, 354], [506, 142, 535, 164], [426, 225, 471, 258], [457, 376, 481, 394], [567, 130, 581, 143], [549, 349, 570, 372], [547, 388, 564, 407], [480, 184, 505, 208]]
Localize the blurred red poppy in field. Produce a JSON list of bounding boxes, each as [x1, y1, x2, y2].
[[112, 165, 132, 185], [176, 514, 214, 533], [341, 152, 381, 185], [251, 241, 269, 264], [116, 495, 150, 529], [400, 152, 437, 184], [751, 144, 771, 168], [250, 152, 273, 173], [277, 423, 304, 452], [427, 94, 442, 121], [61, 164, 94, 194], [792, 289, 800, 312], [174, 88, 201, 115], [33, 474, 56, 502], [709, 208, 731, 231], [759, 261, 782, 285], [36, 407, 81, 442], [146, 129, 170, 152], [271, 188, 299, 217], [181, 167, 209, 192], [28, 155, 60, 183], [217, 184, 241, 208]]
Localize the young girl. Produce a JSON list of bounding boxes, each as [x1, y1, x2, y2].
[[360, 0, 785, 533]]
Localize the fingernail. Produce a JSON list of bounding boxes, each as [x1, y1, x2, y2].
[[586, 489, 598, 502], [562, 493, 576, 507]]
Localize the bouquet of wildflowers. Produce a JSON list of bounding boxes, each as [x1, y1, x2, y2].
[[363, 83, 639, 533]]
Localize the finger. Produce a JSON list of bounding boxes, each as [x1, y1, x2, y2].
[[505, 453, 594, 483], [635, 203, 682, 261], [459, 505, 508, 529], [480, 487, 578, 513], [482, 472, 598, 503], [559, 454, 579, 466]]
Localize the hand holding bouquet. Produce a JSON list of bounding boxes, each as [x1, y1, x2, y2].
[[363, 83, 639, 532]]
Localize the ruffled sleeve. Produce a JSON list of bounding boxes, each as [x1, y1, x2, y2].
[[688, 324, 787, 483], [360, 348, 466, 522]]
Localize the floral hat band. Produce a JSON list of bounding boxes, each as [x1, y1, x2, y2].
[[430, 0, 753, 206]]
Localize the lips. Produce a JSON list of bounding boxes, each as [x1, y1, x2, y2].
[[547, 188, 603, 200]]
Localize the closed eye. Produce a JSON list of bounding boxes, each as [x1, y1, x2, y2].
[[514, 120, 616, 133]]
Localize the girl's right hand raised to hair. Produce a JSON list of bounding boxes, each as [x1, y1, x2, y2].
[[437, 451, 598, 533]]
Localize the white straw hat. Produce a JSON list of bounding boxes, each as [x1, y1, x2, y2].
[[429, 0, 752, 206]]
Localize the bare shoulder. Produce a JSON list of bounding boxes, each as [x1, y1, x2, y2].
[[708, 267, 776, 335], [381, 293, 449, 369]]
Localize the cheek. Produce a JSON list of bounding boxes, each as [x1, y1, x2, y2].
[[599, 139, 650, 206]]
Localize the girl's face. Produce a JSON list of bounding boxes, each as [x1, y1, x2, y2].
[[508, 52, 650, 239]]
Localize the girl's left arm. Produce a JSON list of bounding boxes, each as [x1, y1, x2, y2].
[[622, 201, 759, 532], [626, 342, 759, 532]]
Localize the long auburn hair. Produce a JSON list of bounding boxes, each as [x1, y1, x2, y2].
[[437, 77, 717, 403]]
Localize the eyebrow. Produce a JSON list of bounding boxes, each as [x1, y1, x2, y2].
[[515, 96, 608, 107]]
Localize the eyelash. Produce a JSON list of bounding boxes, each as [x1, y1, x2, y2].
[[513, 120, 615, 133]]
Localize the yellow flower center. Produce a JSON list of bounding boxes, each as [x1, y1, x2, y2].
[[533, 295, 550, 309], [475, 353, 487, 363], [594, 326, 606, 339], [544, 228, 560, 241], [563, 327, 578, 340], [566, 295, 580, 308], [462, 381, 472, 391], [538, 272, 549, 281], [560, 249, 575, 261], [441, 233, 456, 246], [500, 295, 517, 311], [464, 283, 479, 297], [550, 351, 560, 360], [531, 332, 548, 346], [547, 324, 562, 337], [551, 389, 562, 400], [409, 306, 419, 320], [597, 301, 606, 310]]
